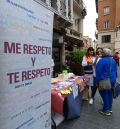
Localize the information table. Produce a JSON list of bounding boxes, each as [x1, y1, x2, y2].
[[51, 76, 89, 116]]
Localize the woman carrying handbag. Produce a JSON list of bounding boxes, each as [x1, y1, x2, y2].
[[95, 48, 117, 116]]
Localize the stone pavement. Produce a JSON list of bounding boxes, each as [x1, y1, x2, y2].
[[57, 68, 120, 129]]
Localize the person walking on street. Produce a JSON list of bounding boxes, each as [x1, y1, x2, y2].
[[96, 48, 117, 116]]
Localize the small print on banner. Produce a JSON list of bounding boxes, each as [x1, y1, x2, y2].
[[72, 84, 78, 99]]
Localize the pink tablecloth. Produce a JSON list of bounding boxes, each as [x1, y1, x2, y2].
[[51, 89, 67, 115]]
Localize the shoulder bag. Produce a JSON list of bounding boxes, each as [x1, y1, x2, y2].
[[113, 81, 120, 99], [98, 58, 112, 90]]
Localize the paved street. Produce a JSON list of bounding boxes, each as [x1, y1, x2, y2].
[[58, 68, 120, 129]]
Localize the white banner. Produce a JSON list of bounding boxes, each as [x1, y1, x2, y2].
[[0, 0, 54, 129]]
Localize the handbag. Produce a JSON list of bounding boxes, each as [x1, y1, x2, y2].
[[99, 78, 111, 90], [98, 58, 112, 91], [113, 82, 120, 99]]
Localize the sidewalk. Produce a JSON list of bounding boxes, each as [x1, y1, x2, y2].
[[57, 68, 120, 129]]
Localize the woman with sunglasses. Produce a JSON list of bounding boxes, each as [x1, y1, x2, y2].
[[89, 47, 103, 104], [82, 47, 95, 102]]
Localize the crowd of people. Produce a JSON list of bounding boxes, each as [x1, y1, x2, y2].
[[82, 47, 119, 116]]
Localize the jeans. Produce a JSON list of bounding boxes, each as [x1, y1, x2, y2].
[[99, 89, 113, 112]]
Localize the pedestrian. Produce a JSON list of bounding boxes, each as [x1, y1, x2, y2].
[[113, 52, 119, 66], [82, 47, 95, 102], [89, 47, 103, 104], [96, 48, 117, 116]]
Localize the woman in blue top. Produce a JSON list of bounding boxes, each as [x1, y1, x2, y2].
[[96, 48, 117, 116]]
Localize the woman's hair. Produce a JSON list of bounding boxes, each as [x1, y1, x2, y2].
[[96, 47, 103, 52], [103, 48, 111, 56], [86, 47, 94, 56]]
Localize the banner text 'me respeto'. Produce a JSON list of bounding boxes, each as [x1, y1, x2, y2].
[[4, 41, 51, 84]]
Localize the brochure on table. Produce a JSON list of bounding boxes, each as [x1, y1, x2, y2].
[[0, 0, 54, 129]]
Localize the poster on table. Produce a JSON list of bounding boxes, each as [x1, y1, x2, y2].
[[0, 0, 54, 129]]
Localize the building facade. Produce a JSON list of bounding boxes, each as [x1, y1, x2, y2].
[[64, 0, 86, 56], [95, 0, 120, 54], [83, 36, 93, 50], [37, 0, 87, 76]]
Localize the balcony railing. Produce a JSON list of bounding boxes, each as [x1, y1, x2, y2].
[[74, 0, 86, 10], [51, 0, 57, 11], [60, 0, 66, 17], [39, 0, 73, 21], [75, 0, 81, 4], [67, 28, 82, 38], [41, 0, 46, 3]]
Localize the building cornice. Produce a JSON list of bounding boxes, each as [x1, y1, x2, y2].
[[98, 29, 115, 34]]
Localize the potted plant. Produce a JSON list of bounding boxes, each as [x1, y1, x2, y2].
[[68, 50, 86, 75]]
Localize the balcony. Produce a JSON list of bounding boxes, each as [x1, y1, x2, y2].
[[41, 0, 46, 2], [36, 0, 73, 27], [50, 0, 73, 27], [66, 28, 83, 39], [51, 0, 57, 11], [75, 0, 82, 5], [74, 0, 84, 10], [65, 28, 83, 47], [60, 0, 66, 17], [74, 0, 87, 18], [51, 0, 66, 17]]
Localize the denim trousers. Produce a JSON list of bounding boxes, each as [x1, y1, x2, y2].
[[99, 89, 113, 112]]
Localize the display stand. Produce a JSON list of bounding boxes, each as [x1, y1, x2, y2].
[[52, 112, 64, 126]]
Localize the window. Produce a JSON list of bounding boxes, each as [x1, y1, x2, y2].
[[104, 7, 110, 15], [104, 21, 109, 29], [102, 35, 111, 43]]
